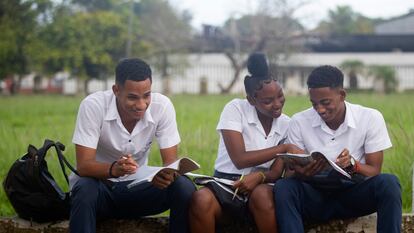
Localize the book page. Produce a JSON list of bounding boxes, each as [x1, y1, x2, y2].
[[127, 157, 200, 189]]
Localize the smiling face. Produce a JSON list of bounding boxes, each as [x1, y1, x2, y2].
[[113, 79, 152, 123], [309, 87, 346, 129], [249, 80, 285, 119]]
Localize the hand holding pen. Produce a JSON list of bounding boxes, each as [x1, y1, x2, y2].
[[232, 172, 245, 200], [111, 154, 139, 178]]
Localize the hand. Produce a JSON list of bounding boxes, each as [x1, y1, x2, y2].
[[152, 169, 178, 189], [292, 158, 327, 178], [113, 154, 138, 177], [232, 172, 262, 196], [335, 149, 351, 169], [286, 144, 305, 154]]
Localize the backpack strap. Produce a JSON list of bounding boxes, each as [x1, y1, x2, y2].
[[37, 139, 79, 185]]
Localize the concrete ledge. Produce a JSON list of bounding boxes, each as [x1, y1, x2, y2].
[[1, 214, 413, 233]]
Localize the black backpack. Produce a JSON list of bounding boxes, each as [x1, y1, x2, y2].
[[3, 139, 79, 222]]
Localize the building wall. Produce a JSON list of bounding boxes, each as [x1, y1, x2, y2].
[[63, 53, 414, 95], [375, 13, 414, 35]]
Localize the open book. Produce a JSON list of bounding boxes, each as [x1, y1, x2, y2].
[[188, 173, 247, 202], [278, 150, 351, 179], [127, 157, 200, 189]]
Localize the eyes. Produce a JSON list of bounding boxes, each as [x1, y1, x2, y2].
[[311, 99, 331, 108], [127, 92, 151, 101], [259, 94, 285, 105]]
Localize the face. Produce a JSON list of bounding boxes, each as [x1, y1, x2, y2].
[[112, 79, 152, 122], [249, 80, 285, 119], [309, 87, 346, 126]]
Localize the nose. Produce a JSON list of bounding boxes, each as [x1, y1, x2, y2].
[[314, 104, 326, 114], [134, 99, 147, 110]]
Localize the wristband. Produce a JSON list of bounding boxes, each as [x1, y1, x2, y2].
[[258, 171, 266, 183], [109, 161, 117, 178]]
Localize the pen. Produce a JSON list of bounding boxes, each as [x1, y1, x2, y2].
[[232, 171, 245, 200]]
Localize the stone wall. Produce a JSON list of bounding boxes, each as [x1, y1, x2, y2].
[[1, 214, 414, 233]]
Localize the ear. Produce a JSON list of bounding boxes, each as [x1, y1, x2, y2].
[[339, 88, 346, 101], [112, 84, 119, 97], [246, 95, 256, 105]]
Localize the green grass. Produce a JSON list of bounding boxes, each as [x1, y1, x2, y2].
[[0, 93, 413, 216]]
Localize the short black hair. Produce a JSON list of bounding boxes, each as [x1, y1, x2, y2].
[[307, 65, 343, 89], [244, 52, 277, 96], [115, 58, 152, 85]]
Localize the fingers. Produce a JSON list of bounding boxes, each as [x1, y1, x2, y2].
[[152, 170, 177, 189], [336, 149, 350, 168], [115, 156, 138, 176]]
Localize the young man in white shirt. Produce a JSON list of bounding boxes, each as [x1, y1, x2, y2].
[[69, 58, 196, 233], [274, 65, 402, 233]]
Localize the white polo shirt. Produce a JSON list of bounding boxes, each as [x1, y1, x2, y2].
[[287, 101, 392, 164], [214, 99, 291, 175], [70, 90, 180, 187]]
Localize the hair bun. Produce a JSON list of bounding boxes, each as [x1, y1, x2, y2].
[[247, 52, 269, 78]]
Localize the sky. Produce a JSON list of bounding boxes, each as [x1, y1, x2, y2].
[[170, 0, 414, 30]]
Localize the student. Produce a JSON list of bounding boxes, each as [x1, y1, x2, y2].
[[189, 53, 301, 233], [274, 65, 402, 233], [69, 58, 196, 233]]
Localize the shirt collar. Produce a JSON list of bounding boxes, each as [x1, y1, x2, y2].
[[311, 101, 356, 129]]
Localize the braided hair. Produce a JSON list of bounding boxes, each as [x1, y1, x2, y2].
[[115, 58, 152, 85], [244, 53, 277, 96]]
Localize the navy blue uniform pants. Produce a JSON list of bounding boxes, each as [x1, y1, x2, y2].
[[274, 174, 402, 233], [70, 176, 196, 233]]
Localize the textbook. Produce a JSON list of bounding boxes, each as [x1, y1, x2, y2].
[[189, 174, 247, 201], [127, 157, 200, 188], [278, 150, 351, 179]]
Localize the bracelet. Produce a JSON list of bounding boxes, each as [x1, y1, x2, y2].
[[258, 171, 266, 183], [109, 161, 117, 178]]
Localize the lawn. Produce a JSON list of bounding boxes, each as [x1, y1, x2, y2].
[[0, 93, 413, 216]]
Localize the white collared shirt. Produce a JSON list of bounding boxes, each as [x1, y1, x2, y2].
[[70, 90, 180, 187], [214, 99, 290, 175], [287, 101, 392, 163]]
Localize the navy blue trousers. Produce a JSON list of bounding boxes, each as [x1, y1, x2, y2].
[[274, 174, 402, 233], [69, 176, 196, 233]]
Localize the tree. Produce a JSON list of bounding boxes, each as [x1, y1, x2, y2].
[[27, 0, 151, 93], [0, 0, 52, 92], [369, 65, 398, 94], [314, 5, 375, 35], [214, 0, 304, 93], [340, 60, 364, 90], [138, 0, 192, 94]]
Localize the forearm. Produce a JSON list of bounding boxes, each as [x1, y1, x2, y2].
[[355, 161, 381, 177], [231, 144, 288, 169], [263, 159, 285, 182], [77, 160, 113, 179]]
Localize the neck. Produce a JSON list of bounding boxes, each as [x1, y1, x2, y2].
[[116, 100, 138, 133], [256, 111, 273, 136]]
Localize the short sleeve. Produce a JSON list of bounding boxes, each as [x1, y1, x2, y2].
[[72, 99, 103, 149], [364, 110, 392, 153], [216, 101, 242, 132], [155, 98, 181, 149], [286, 116, 306, 150]]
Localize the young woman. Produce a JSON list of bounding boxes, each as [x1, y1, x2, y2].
[[189, 53, 300, 233]]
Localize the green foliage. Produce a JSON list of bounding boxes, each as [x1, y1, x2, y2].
[[0, 0, 189, 81], [0, 0, 52, 78], [369, 65, 398, 93], [315, 5, 375, 35], [0, 94, 413, 216]]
